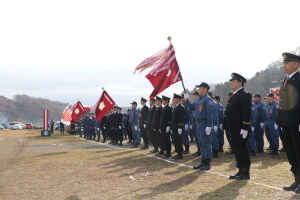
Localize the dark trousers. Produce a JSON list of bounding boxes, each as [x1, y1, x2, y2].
[[231, 131, 251, 168], [279, 127, 287, 148], [282, 127, 300, 174], [161, 130, 171, 152], [127, 128, 133, 141], [101, 128, 106, 140], [173, 130, 183, 153], [225, 129, 233, 148], [151, 129, 160, 150], [118, 129, 123, 143], [141, 126, 149, 145], [255, 119, 264, 147]]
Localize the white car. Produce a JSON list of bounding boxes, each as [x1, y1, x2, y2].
[[0, 124, 4, 130], [11, 124, 22, 130], [8, 122, 19, 129]]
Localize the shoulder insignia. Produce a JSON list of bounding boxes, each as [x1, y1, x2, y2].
[[208, 100, 213, 105]]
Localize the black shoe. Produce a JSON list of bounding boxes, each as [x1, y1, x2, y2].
[[212, 150, 219, 158], [218, 148, 224, 152], [156, 151, 164, 155], [249, 150, 256, 157], [126, 141, 132, 144], [150, 149, 158, 153], [266, 147, 272, 150], [117, 143, 123, 146], [193, 165, 202, 169], [173, 155, 183, 159], [95, 140, 100, 142], [268, 150, 279, 155], [182, 150, 189, 154], [279, 148, 286, 152], [200, 159, 211, 171], [256, 147, 264, 153], [235, 172, 250, 180], [226, 150, 234, 154], [192, 152, 198, 156], [163, 153, 172, 158], [229, 170, 242, 179], [140, 146, 149, 150], [283, 181, 300, 191], [130, 145, 138, 148], [101, 140, 106, 143]]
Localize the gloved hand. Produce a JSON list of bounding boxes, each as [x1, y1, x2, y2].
[[153, 129, 156, 131], [159, 129, 161, 133], [214, 126, 218, 132], [205, 127, 211, 135], [166, 126, 170, 133], [185, 124, 188, 131], [251, 127, 254, 132], [184, 93, 189, 100], [178, 128, 182, 135], [104, 127, 106, 129], [274, 124, 278, 129], [240, 129, 248, 139], [97, 128, 100, 131], [260, 123, 264, 129], [138, 128, 140, 131], [119, 126, 122, 129], [134, 126, 137, 131], [219, 124, 223, 130], [190, 125, 193, 129], [143, 124, 146, 128]]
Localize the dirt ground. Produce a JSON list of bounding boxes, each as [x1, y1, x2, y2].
[[0, 129, 299, 200]]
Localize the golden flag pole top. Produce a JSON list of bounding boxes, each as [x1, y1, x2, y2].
[[167, 36, 172, 46]]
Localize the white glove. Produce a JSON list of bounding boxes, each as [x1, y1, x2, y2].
[[274, 124, 278, 129], [104, 127, 106, 129], [143, 124, 146, 128], [97, 128, 100, 131], [240, 129, 248, 139], [205, 127, 211, 135], [119, 126, 122, 129], [190, 125, 193, 129], [251, 127, 254, 131], [185, 124, 188, 131], [138, 128, 140, 131], [178, 128, 182, 135], [134, 126, 137, 131], [159, 129, 161, 133], [170, 130, 173, 134], [219, 124, 223, 130], [260, 123, 264, 128], [166, 126, 170, 133], [214, 126, 218, 132], [184, 93, 189, 100]]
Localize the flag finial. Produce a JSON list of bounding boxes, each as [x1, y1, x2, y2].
[[102, 87, 105, 91], [167, 36, 172, 45]]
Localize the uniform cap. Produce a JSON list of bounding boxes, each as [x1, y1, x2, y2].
[[208, 92, 213, 97], [229, 73, 247, 83], [173, 93, 182, 99], [162, 95, 171, 101], [266, 93, 274, 97], [282, 52, 300, 63], [214, 95, 220, 100], [149, 98, 155, 101], [155, 96, 162, 101], [253, 93, 261, 98], [195, 82, 210, 90], [130, 101, 137, 105], [141, 97, 147, 102]]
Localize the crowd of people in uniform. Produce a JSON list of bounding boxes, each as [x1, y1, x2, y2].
[[65, 52, 300, 194]]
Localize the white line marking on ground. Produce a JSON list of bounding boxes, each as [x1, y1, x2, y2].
[[78, 136, 299, 195]]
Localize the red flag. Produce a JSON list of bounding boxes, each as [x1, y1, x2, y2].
[[94, 90, 115, 121], [144, 45, 182, 99], [61, 106, 72, 125], [71, 101, 85, 120]]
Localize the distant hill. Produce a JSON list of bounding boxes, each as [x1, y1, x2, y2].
[[0, 94, 68, 124]]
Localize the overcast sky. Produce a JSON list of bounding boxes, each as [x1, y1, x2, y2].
[[1, 0, 300, 107]]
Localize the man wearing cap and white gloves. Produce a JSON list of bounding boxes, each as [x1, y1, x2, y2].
[[225, 73, 252, 180], [185, 82, 213, 171]]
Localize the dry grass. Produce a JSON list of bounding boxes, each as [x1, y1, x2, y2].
[[0, 129, 299, 199]]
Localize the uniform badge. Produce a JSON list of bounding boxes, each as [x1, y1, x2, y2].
[[252, 107, 255, 111], [283, 54, 287, 58], [208, 100, 213, 105], [231, 74, 234, 78], [219, 108, 223, 111]]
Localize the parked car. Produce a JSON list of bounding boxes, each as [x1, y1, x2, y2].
[[11, 124, 22, 130], [0, 124, 4, 130], [25, 123, 34, 129], [54, 121, 60, 130], [19, 123, 26, 129], [8, 122, 20, 129], [35, 123, 43, 129]]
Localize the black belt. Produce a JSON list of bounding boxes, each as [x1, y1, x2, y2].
[[195, 119, 207, 125]]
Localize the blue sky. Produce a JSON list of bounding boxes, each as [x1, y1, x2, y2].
[[1, 0, 300, 107]]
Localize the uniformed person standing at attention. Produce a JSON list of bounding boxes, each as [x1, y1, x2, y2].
[[129, 101, 139, 148], [151, 96, 163, 153], [225, 73, 252, 180], [253, 94, 267, 153], [158, 95, 172, 157], [181, 93, 191, 154], [140, 97, 150, 150], [147, 99, 156, 152], [276, 53, 300, 193], [171, 93, 185, 159], [186, 82, 213, 171]]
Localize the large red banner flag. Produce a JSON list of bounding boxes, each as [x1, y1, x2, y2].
[[61, 106, 72, 125], [94, 90, 115, 121], [71, 101, 85, 120], [135, 45, 182, 99]]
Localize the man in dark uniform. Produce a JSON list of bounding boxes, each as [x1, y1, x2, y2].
[[224, 92, 234, 154], [83, 112, 89, 138], [99, 112, 108, 143], [151, 96, 163, 153], [277, 53, 300, 193], [171, 93, 185, 159], [60, 121, 65, 134], [115, 107, 124, 146], [140, 97, 149, 150], [225, 73, 252, 180], [147, 99, 156, 152], [158, 95, 173, 157]]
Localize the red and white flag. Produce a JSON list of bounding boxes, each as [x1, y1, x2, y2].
[[135, 45, 182, 99], [61, 106, 72, 125], [71, 101, 85, 120], [94, 90, 115, 121]]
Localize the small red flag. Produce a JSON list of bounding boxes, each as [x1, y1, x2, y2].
[[94, 90, 115, 121], [145, 45, 182, 99], [71, 101, 85, 120], [61, 106, 72, 125]]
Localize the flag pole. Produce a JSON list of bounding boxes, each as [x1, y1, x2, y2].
[[167, 36, 187, 94]]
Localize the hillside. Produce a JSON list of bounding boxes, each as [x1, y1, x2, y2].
[[0, 94, 68, 124]]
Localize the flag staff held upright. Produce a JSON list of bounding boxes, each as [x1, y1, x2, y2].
[[167, 36, 187, 94]]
